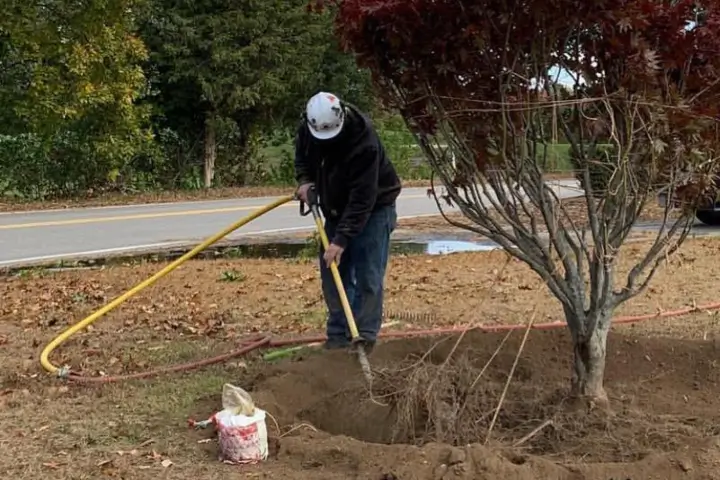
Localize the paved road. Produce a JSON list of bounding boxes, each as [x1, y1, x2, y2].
[[0, 181, 584, 267]]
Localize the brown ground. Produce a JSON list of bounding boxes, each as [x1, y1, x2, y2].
[[397, 196, 676, 234], [2, 236, 720, 478]]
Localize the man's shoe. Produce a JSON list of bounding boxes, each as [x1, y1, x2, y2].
[[349, 339, 375, 356], [323, 339, 350, 350]]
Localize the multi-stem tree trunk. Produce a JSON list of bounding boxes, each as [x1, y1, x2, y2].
[[568, 311, 612, 408], [233, 124, 251, 186], [203, 114, 217, 189]]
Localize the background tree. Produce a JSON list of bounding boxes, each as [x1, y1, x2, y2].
[[335, 0, 720, 406], [0, 0, 152, 198], [138, 0, 375, 188]]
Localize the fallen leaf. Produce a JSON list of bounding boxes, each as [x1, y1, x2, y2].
[[116, 449, 139, 456]]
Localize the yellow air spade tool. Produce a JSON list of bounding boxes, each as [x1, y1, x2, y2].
[[299, 186, 374, 385]]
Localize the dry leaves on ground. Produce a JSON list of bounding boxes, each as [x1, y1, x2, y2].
[[1, 236, 718, 376], [397, 196, 677, 234]]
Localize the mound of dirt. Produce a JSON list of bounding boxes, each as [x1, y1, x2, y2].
[[195, 330, 720, 479]]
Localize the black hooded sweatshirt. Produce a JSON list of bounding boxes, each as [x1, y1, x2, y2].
[[294, 103, 402, 249]]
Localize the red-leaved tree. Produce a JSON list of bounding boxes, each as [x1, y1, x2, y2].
[[333, 0, 720, 406]]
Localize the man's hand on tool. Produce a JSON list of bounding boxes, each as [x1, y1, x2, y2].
[[296, 183, 314, 203], [323, 243, 344, 267]]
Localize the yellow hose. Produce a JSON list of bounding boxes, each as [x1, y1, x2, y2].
[[40, 195, 295, 376]]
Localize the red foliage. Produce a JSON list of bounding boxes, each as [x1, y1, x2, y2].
[[335, 0, 720, 172]]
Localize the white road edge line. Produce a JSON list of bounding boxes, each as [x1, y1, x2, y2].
[[0, 242, 190, 267], [0, 214, 444, 267]]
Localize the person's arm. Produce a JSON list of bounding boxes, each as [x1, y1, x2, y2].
[[293, 125, 315, 185], [332, 146, 380, 249]]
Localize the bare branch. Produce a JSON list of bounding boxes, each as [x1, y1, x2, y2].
[[348, 2, 720, 347]]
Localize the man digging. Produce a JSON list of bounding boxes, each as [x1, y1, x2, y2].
[[294, 91, 402, 353]]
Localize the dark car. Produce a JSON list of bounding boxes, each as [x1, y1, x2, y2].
[[658, 180, 720, 226]]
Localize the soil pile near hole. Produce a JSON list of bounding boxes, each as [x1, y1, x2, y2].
[[210, 330, 720, 478]]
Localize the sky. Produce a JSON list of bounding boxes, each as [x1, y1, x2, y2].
[[548, 66, 577, 86], [546, 19, 698, 87]]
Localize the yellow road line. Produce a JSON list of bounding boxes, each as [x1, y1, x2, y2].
[[0, 205, 277, 230], [0, 194, 428, 230]]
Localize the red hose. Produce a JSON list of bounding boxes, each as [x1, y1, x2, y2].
[[62, 301, 720, 383], [64, 337, 271, 383]]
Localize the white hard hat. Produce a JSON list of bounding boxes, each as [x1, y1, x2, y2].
[[305, 92, 345, 140]]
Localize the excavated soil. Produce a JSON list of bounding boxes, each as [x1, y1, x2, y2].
[[187, 329, 720, 479]]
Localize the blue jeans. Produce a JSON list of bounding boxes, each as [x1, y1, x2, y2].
[[319, 204, 397, 346]]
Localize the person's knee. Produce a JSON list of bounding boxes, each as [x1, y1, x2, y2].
[[353, 248, 387, 291], [361, 267, 384, 292]]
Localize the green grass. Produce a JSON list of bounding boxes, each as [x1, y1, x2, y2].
[[397, 142, 577, 174], [543, 143, 574, 172], [257, 134, 580, 183], [542, 143, 614, 173]]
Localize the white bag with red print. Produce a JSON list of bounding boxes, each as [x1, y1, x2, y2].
[[211, 384, 268, 464]]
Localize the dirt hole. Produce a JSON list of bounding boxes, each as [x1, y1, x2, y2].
[[243, 330, 720, 463]]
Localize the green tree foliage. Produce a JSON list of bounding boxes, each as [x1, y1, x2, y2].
[[138, 0, 375, 187], [311, 35, 375, 114], [0, 0, 377, 197], [0, 0, 152, 198]]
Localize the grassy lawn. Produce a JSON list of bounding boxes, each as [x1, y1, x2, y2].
[[259, 139, 578, 177], [542, 143, 574, 171]]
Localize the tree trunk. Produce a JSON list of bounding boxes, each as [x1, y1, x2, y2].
[[234, 126, 250, 186], [570, 315, 611, 409], [203, 115, 217, 189]]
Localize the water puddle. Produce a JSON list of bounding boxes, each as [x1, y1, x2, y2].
[[5, 238, 502, 274], [217, 239, 500, 258], [422, 240, 500, 255], [216, 239, 500, 258]]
